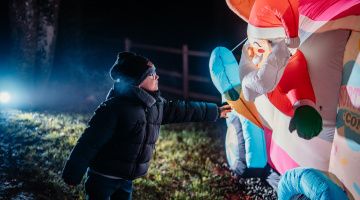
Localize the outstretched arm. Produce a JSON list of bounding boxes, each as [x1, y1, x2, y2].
[[161, 100, 232, 124]]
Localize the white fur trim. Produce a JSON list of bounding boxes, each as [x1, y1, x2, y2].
[[247, 24, 300, 48], [293, 99, 317, 111], [286, 37, 300, 48], [247, 23, 287, 39]]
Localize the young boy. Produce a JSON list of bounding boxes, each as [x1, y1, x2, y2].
[[62, 52, 231, 200]]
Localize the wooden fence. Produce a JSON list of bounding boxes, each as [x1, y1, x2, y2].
[[124, 38, 220, 102]]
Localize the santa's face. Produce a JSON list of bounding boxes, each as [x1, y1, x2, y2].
[[247, 37, 272, 68]]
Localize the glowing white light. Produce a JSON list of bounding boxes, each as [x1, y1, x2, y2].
[[0, 92, 11, 104]]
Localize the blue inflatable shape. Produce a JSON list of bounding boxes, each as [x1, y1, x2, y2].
[[354, 182, 360, 196], [238, 114, 267, 168], [342, 61, 360, 87], [209, 47, 241, 101], [225, 110, 267, 172], [210, 46, 268, 172], [225, 110, 246, 175], [278, 167, 349, 200]]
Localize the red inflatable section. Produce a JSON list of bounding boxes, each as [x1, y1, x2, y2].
[[247, 0, 300, 47], [267, 50, 316, 116]]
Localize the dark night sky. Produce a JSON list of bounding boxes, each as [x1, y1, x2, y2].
[[0, 0, 247, 109], [0, 0, 247, 68], [54, 0, 247, 99], [53, 0, 247, 69], [70, 0, 246, 47], [0, 1, 11, 68]]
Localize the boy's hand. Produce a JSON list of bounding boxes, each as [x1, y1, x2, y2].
[[219, 105, 232, 118]]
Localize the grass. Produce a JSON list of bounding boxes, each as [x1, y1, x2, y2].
[[0, 109, 274, 200], [133, 128, 232, 200]]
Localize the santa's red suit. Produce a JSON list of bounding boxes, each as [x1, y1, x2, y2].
[[239, 0, 322, 139]]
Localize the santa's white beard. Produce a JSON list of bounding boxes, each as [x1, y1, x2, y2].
[[252, 54, 263, 65]]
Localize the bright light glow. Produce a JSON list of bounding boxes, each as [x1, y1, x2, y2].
[[0, 92, 11, 104]]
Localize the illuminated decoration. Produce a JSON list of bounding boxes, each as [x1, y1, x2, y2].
[[329, 31, 360, 200], [214, 0, 360, 199], [209, 46, 263, 127], [0, 91, 11, 104], [210, 47, 267, 175], [224, 111, 267, 174], [241, 0, 322, 140], [278, 168, 348, 200], [225, 0, 255, 23]]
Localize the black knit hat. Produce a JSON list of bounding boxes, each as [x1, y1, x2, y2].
[[110, 52, 156, 85]]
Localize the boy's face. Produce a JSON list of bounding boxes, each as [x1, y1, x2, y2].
[[139, 72, 159, 92]]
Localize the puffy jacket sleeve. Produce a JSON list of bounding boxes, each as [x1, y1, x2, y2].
[[62, 101, 119, 185], [161, 100, 219, 124]]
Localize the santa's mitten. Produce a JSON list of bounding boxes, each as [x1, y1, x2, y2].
[[288, 105, 322, 140]]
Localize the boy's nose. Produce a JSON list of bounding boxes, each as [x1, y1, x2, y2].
[[155, 74, 159, 80]]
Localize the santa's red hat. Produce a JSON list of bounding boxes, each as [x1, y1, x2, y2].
[[247, 0, 300, 48]]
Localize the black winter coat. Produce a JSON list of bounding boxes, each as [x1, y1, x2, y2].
[[62, 85, 219, 185]]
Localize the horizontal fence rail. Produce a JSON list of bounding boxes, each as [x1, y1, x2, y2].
[[125, 38, 220, 102]]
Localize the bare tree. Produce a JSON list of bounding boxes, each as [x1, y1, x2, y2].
[[9, 0, 38, 85], [9, 0, 60, 91]]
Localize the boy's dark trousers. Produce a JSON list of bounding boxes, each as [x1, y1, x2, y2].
[[85, 171, 133, 200]]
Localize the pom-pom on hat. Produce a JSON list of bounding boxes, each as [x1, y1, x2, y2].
[[110, 52, 155, 85]]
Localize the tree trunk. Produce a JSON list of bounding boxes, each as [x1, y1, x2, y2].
[[9, 0, 61, 105], [9, 0, 38, 86], [35, 0, 60, 88]]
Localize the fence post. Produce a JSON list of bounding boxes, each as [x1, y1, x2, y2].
[[125, 38, 131, 51], [182, 44, 189, 99]]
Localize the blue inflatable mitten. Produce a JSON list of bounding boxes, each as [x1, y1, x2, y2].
[[209, 46, 241, 101], [278, 167, 349, 200]]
